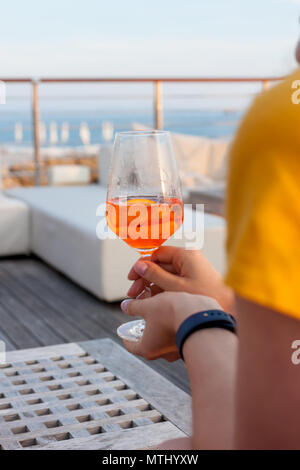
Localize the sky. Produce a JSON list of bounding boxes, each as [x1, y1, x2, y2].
[[0, 0, 299, 78]]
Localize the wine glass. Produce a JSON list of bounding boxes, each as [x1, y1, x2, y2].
[[106, 130, 183, 342]]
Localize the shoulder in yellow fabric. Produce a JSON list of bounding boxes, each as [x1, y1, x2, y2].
[[225, 68, 300, 319]]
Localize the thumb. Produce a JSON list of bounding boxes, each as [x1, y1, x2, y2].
[[122, 339, 144, 357], [133, 259, 185, 292], [120, 296, 155, 319]]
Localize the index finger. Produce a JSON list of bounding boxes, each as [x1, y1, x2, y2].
[[128, 265, 140, 280], [128, 257, 151, 280], [151, 246, 185, 265], [128, 260, 176, 281]]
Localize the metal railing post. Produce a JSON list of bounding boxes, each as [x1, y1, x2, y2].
[[262, 80, 270, 91], [154, 80, 163, 130], [32, 80, 42, 185]]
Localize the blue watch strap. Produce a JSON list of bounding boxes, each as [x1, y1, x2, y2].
[[175, 310, 237, 360]]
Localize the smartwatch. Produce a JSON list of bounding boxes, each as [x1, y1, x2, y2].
[[175, 310, 237, 360]]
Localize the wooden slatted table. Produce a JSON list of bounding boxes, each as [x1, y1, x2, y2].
[[0, 338, 191, 450]]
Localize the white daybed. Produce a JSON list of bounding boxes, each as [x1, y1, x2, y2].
[[0, 194, 30, 257], [6, 186, 226, 302]]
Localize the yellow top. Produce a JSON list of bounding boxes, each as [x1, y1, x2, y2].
[[225, 68, 300, 319]]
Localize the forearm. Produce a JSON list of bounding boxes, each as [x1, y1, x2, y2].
[[214, 281, 236, 317], [183, 328, 238, 449], [235, 296, 300, 449]]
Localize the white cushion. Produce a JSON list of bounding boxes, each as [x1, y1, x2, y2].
[[47, 165, 91, 186], [0, 195, 30, 256], [207, 139, 231, 181], [131, 124, 230, 188], [6, 186, 225, 301], [172, 133, 230, 186]]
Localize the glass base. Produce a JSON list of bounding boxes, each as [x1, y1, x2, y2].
[[117, 319, 145, 342]]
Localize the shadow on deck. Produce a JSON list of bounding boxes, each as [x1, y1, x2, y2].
[[0, 255, 189, 393]]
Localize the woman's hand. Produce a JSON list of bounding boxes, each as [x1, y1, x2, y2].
[[127, 246, 234, 314], [121, 291, 222, 361]]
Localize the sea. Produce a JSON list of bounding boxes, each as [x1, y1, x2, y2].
[[0, 109, 244, 147], [0, 80, 258, 148]]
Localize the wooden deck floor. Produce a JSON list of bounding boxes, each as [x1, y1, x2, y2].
[[0, 255, 189, 393]]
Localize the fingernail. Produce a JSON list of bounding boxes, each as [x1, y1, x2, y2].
[[134, 261, 148, 276], [121, 299, 132, 313]]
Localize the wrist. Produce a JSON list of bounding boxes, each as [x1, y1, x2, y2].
[[176, 310, 237, 360], [170, 292, 223, 333], [173, 307, 194, 334]]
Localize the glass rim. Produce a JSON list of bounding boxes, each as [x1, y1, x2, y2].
[[115, 130, 170, 137]]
